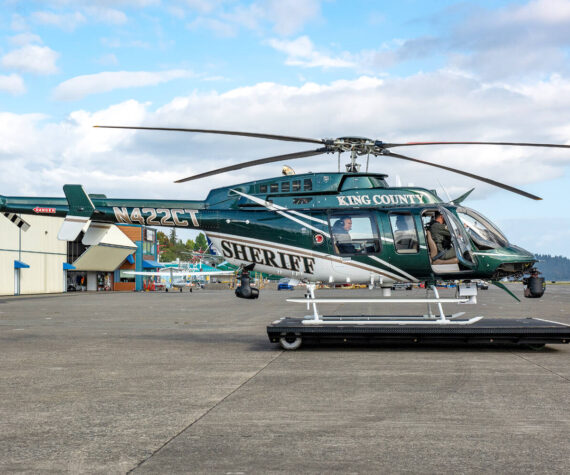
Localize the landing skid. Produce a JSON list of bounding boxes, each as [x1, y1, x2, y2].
[[287, 284, 481, 325]]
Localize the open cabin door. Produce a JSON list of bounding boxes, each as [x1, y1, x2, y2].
[[440, 207, 477, 269], [422, 207, 477, 273]]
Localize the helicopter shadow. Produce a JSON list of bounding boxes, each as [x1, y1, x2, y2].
[[297, 340, 560, 353]]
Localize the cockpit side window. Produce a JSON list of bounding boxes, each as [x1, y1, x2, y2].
[[389, 212, 419, 254], [330, 212, 380, 255]]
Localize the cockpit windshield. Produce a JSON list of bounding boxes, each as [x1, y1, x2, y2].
[[456, 207, 509, 250]]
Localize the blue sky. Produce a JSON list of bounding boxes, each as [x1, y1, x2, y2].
[[1, 0, 570, 256]]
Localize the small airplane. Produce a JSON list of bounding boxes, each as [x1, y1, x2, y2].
[[1, 126, 567, 327], [125, 266, 235, 292]]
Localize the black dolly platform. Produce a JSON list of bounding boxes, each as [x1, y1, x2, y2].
[[267, 317, 570, 350]]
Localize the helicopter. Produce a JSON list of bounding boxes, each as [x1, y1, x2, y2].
[[1, 127, 568, 326]]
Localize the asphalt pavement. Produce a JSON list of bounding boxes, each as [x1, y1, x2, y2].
[[1, 284, 569, 473]]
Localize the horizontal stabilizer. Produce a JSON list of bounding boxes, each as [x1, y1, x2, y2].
[[58, 215, 90, 241], [2, 212, 30, 231], [82, 222, 112, 246]]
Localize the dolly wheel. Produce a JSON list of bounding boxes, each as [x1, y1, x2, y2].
[[279, 334, 302, 350]]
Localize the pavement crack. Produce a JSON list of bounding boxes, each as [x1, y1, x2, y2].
[[510, 351, 570, 383], [128, 350, 284, 473]]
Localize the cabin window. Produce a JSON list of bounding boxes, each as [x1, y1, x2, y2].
[[330, 212, 380, 255], [281, 181, 290, 192], [389, 213, 419, 254], [293, 197, 312, 205], [270, 183, 279, 192], [259, 184, 268, 193], [304, 179, 312, 191], [292, 180, 301, 191], [340, 176, 387, 191]]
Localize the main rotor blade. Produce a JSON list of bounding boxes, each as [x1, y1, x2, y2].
[[384, 151, 542, 200], [94, 125, 324, 145], [383, 140, 570, 149], [175, 147, 329, 183]]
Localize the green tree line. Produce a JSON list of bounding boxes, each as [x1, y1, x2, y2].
[[157, 229, 209, 263], [535, 254, 570, 281]]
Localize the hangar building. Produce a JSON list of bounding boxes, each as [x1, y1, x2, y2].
[[1, 214, 160, 296]]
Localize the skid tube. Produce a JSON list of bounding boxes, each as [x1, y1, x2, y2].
[[288, 284, 480, 325]]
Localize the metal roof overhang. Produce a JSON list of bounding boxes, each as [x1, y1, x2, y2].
[[143, 259, 163, 269]]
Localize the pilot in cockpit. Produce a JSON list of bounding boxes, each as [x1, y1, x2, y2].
[[332, 216, 356, 253], [428, 212, 456, 260]]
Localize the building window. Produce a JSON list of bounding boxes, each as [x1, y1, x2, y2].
[[281, 181, 290, 192], [260, 184, 268, 193], [270, 183, 278, 192], [119, 270, 135, 283], [304, 179, 312, 191], [292, 180, 301, 191], [143, 241, 154, 255]]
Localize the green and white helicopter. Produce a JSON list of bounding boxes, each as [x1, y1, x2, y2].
[[2, 126, 568, 325]]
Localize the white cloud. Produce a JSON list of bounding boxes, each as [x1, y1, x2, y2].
[[509, 0, 570, 24], [9, 33, 43, 47], [95, 53, 119, 66], [52, 69, 197, 101], [0, 74, 26, 95], [262, 0, 322, 36], [268, 36, 355, 68], [84, 7, 128, 25], [31, 11, 86, 32], [186, 0, 322, 37], [187, 17, 237, 37], [2, 72, 570, 253], [1, 45, 60, 75], [179, 0, 221, 14]]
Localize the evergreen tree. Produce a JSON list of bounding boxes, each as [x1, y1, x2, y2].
[[194, 233, 208, 252]]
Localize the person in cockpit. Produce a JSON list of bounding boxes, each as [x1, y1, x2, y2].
[[332, 216, 356, 253], [429, 212, 456, 259]]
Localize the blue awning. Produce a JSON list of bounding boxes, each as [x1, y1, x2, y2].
[[63, 262, 76, 270], [14, 260, 30, 269], [142, 259, 163, 269], [126, 254, 135, 264]]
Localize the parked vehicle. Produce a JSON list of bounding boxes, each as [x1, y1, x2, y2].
[[277, 278, 296, 291], [392, 283, 413, 290], [477, 281, 489, 290]]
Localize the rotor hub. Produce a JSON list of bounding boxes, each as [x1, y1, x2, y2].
[[326, 137, 387, 158]]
